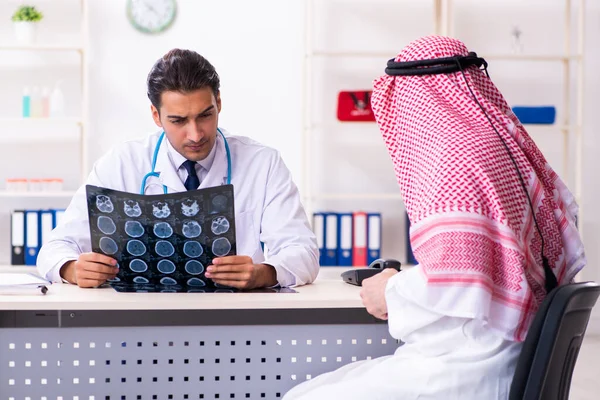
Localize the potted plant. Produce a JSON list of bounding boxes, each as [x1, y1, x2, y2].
[[11, 5, 43, 45]]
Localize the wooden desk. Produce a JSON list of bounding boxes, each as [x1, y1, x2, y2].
[[0, 266, 399, 399], [0, 266, 365, 311]]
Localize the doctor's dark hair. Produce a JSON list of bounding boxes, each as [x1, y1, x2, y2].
[[147, 49, 220, 110]]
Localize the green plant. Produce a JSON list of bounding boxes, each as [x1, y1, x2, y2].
[[11, 6, 43, 22]]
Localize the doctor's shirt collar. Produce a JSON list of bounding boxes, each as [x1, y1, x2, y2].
[[165, 133, 219, 173]]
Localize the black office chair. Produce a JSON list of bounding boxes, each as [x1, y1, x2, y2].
[[509, 281, 600, 400]]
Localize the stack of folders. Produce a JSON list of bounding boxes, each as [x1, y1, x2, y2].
[[313, 212, 381, 267], [10, 209, 65, 266]]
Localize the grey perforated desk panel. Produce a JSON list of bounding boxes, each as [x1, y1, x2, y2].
[[0, 266, 400, 400]]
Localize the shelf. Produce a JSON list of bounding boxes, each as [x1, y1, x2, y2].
[[308, 51, 392, 59], [0, 133, 82, 143], [0, 119, 83, 143], [0, 191, 76, 198], [307, 51, 582, 63], [524, 124, 573, 131], [309, 193, 403, 200], [483, 54, 582, 62], [307, 122, 377, 129], [0, 117, 82, 125], [0, 44, 83, 52]]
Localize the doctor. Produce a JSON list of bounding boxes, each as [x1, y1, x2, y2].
[[37, 48, 319, 289]]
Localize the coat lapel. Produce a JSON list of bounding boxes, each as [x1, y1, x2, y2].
[[199, 133, 228, 189]]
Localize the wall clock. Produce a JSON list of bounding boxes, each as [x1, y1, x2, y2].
[[126, 0, 177, 34]]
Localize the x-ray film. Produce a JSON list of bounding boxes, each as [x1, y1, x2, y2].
[[86, 184, 237, 292]]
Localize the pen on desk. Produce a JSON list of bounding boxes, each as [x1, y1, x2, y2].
[[0, 285, 48, 295]]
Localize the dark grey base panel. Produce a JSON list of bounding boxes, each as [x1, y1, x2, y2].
[[0, 308, 384, 328]]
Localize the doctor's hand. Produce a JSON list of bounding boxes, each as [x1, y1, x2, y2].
[[205, 256, 278, 290], [60, 253, 119, 288], [360, 268, 398, 320]]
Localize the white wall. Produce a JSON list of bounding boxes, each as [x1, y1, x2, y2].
[[0, 0, 599, 320], [86, 0, 306, 175]]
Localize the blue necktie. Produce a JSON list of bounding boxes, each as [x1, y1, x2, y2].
[[183, 160, 200, 191]]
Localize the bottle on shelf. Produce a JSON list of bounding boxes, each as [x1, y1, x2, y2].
[[511, 25, 524, 54], [49, 81, 65, 118], [31, 86, 41, 118], [42, 178, 64, 191], [4, 178, 65, 193], [28, 179, 43, 192], [5, 178, 28, 192], [41, 87, 50, 118], [22, 86, 31, 118]]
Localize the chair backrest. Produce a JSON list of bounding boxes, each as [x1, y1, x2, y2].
[[509, 282, 600, 400]]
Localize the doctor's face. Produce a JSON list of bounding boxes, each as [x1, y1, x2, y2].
[[151, 87, 222, 162]]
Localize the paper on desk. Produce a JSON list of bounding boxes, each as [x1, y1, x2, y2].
[[0, 273, 50, 287], [0, 273, 49, 295]]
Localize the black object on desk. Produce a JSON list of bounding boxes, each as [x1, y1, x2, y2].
[[341, 259, 401, 286]]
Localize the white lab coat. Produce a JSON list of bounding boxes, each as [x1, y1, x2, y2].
[[283, 266, 522, 400], [37, 129, 319, 287]]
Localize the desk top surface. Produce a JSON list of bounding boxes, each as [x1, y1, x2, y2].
[[0, 266, 366, 311]]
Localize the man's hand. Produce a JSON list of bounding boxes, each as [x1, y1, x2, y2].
[[205, 256, 278, 290], [60, 253, 119, 288], [360, 268, 398, 320]]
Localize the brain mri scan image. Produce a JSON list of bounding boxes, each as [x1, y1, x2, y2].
[[184, 260, 204, 275], [153, 222, 173, 239], [211, 216, 230, 235], [97, 216, 116, 235], [126, 240, 147, 257], [182, 220, 202, 238], [187, 277, 206, 287], [210, 194, 228, 214], [133, 276, 149, 284], [124, 200, 143, 217], [152, 202, 171, 218], [86, 184, 237, 293], [160, 277, 178, 285], [125, 221, 145, 238], [99, 236, 118, 255], [96, 195, 114, 213], [157, 259, 176, 274], [155, 240, 175, 257], [183, 241, 203, 258], [181, 199, 200, 217], [130, 259, 148, 273], [212, 237, 232, 257]]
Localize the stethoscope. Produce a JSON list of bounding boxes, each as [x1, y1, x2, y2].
[[140, 128, 232, 194]]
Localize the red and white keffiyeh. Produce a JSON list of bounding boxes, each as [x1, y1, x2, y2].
[[371, 36, 585, 341]]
